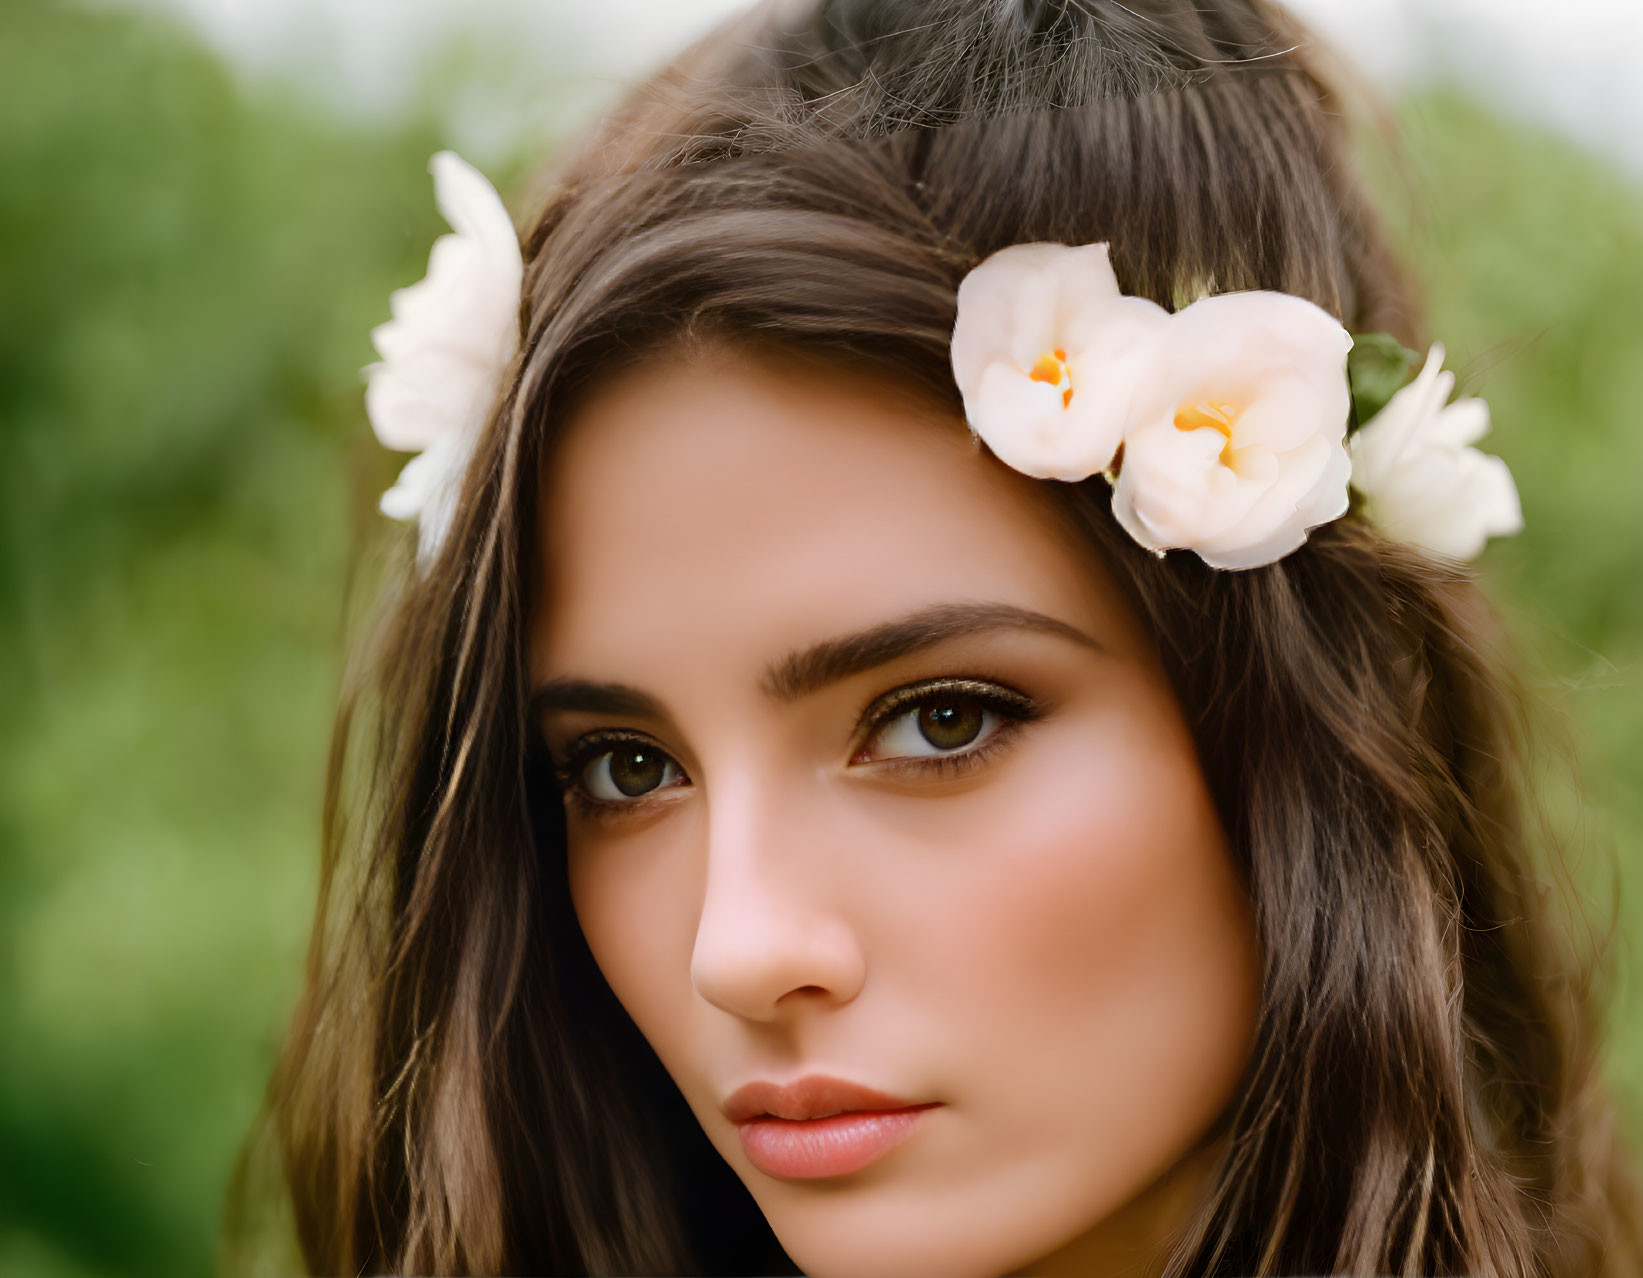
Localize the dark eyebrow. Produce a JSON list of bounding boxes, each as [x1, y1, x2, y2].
[[761, 602, 1102, 703], [529, 678, 669, 724], [529, 602, 1102, 725]]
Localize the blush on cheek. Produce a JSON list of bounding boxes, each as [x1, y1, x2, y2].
[[921, 701, 1260, 1170], [976, 708, 1241, 970]]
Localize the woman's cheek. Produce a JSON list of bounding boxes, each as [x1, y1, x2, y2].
[[567, 814, 704, 1042], [896, 694, 1260, 1175], [882, 693, 1243, 972]]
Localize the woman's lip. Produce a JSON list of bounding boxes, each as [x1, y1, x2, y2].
[[722, 1074, 926, 1124], [737, 1105, 941, 1180]]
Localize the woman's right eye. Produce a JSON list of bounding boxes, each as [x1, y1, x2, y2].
[[575, 742, 686, 803]]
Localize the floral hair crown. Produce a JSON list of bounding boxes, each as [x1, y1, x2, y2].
[[366, 153, 1522, 571]]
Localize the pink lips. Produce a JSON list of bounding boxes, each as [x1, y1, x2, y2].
[[723, 1075, 940, 1180]]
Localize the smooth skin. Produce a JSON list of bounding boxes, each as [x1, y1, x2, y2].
[[529, 346, 1263, 1278]]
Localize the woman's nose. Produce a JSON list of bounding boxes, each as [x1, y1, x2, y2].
[[687, 783, 867, 1024]]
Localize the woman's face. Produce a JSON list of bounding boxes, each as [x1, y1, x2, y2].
[[530, 348, 1262, 1278]]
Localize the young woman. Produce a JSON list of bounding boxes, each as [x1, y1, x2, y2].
[[257, 0, 1642, 1273]]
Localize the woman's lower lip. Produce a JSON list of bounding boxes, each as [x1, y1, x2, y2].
[[737, 1105, 939, 1180]]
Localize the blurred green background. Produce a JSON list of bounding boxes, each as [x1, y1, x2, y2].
[[1, 1, 1639, 1274]]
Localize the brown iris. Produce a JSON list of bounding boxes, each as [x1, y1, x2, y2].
[[606, 746, 668, 797], [918, 700, 985, 751]]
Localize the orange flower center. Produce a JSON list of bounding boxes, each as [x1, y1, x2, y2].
[[1028, 348, 1074, 408], [1174, 401, 1238, 438], [1174, 400, 1241, 466]]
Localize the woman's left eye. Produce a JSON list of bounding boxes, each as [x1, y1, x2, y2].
[[857, 682, 1037, 765], [868, 699, 1000, 758]]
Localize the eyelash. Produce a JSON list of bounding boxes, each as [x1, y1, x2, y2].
[[551, 677, 1042, 821]]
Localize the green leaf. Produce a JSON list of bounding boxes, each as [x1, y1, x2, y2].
[[1347, 331, 1421, 431]]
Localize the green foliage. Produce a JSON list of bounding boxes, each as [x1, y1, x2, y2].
[[0, 4, 446, 1274], [0, 7, 1639, 1277]]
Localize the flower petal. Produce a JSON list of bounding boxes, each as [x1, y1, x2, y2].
[[952, 241, 1166, 481], [970, 361, 1106, 479], [1223, 376, 1351, 454], [1348, 344, 1449, 490], [1426, 395, 1491, 450], [363, 150, 522, 566], [1113, 420, 1266, 550], [1195, 436, 1351, 569], [951, 244, 1074, 399], [431, 150, 522, 253], [1348, 343, 1521, 560], [1165, 292, 1352, 384], [380, 431, 476, 566], [1112, 288, 1351, 569], [365, 364, 460, 453]]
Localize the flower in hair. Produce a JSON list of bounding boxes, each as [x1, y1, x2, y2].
[[1347, 342, 1523, 560], [951, 242, 1521, 569], [1110, 291, 1354, 570], [949, 243, 1171, 480], [364, 150, 522, 565]]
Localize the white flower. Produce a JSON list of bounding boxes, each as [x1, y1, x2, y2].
[[950, 242, 1171, 480], [1347, 342, 1523, 560], [364, 150, 523, 565], [1110, 291, 1355, 570]]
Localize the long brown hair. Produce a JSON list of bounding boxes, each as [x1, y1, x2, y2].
[[245, 1, 1641, 1272]]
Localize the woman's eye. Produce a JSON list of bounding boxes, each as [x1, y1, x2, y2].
[[578, 743, 684, 801], [864, 695, 1006, 760]]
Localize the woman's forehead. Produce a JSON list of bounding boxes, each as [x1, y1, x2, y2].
[[531, 350, 1133, 684]]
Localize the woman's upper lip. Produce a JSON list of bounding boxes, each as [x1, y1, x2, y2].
[[722, 1075, 929, 1124]]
